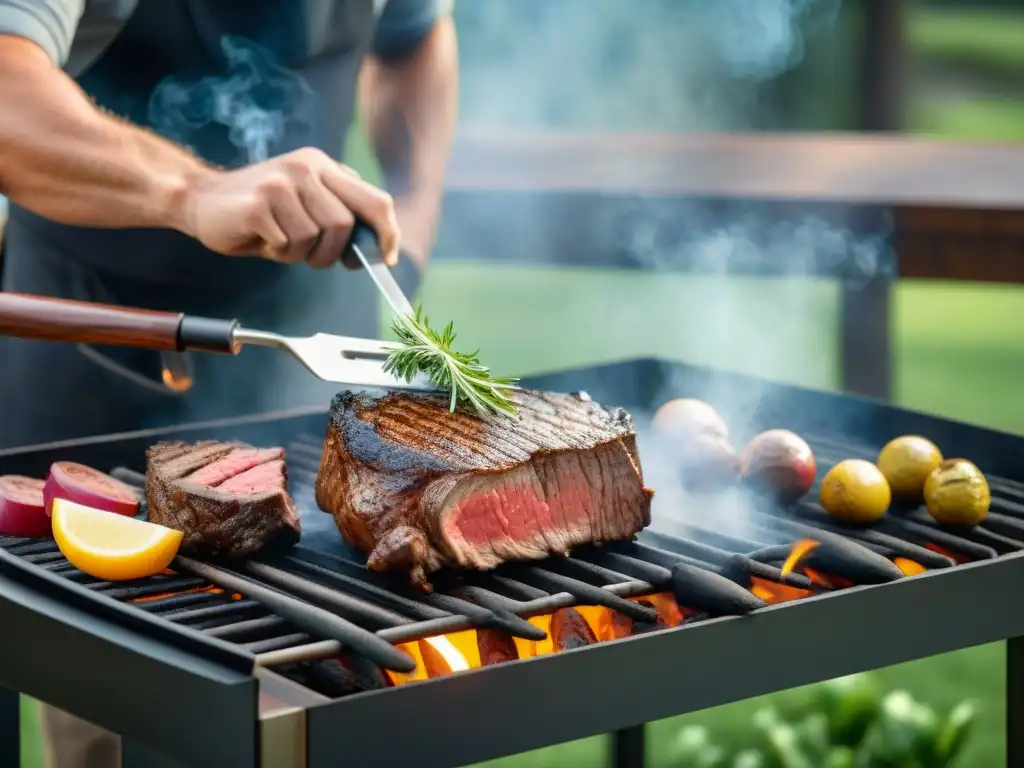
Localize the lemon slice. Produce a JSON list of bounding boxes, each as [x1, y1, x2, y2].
[[52, 499, 183, 581]]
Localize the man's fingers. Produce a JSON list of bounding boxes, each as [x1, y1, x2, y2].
[[295, 177, 356, 269], [319, 169, 400, 267], [262, 175, 321, 263], [243, 196, 290, 258]]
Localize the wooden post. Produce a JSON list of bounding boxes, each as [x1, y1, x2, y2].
[[839, 0, 906, 400], [859, 0, 907, 132]]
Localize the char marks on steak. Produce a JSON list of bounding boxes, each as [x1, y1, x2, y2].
[[146, 441, 300, 558], [315, 389, 653, 587]]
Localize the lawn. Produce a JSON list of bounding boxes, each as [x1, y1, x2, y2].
[[907, 4, 1024, 142], [908, 6, 1024, 80]]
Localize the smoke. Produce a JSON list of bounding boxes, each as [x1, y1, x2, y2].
[[456, 0, 887, 538], [457, 0, 844, 131], [148, 36, 315, 165]]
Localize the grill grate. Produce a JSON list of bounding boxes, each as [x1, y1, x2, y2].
[[2, 432, 1022, 699]]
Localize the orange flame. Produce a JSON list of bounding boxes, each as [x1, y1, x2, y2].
[[385, 592, 690, 685], [781, 539, 821, 577], [893, 558, 927, 576], [750, 576, 814, 604]]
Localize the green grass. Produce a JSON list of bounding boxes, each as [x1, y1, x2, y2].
[[909, 97, 1024, 142], [909, 6, 1024, 79]]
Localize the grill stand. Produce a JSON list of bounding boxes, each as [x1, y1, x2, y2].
[[612, 725, 646, 768], [1009, 635, 1024, 767], [0, 687, 17, 767]]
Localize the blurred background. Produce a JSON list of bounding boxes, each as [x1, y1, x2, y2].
[[7, 0, 1023, 765], [354, 1, 1017, 766]]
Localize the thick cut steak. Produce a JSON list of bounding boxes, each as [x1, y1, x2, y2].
[[147, 440, 300, 558], [315, 389, 653, 587]]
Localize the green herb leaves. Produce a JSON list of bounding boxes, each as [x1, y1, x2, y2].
[[384, 305, 519, 418]]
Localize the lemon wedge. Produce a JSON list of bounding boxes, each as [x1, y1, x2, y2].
[[52, 499, 183, 581]]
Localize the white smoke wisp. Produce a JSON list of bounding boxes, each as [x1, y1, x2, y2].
[[147, 36, 315, 165]]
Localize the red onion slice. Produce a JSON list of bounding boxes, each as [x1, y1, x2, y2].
[[44, 462, 139, 518], [0, 475, 50, 537]]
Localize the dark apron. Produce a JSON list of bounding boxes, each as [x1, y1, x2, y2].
[[0, 0, 417, 450]]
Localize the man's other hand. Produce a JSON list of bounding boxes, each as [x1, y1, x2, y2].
[[183, 148, 399, 269]]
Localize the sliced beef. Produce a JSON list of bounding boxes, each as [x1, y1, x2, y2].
[[146, 440, 300, 558], [315, 389, 653, 587]]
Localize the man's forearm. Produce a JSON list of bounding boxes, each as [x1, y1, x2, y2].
[[0, 36, 211, 234], [359, 17, 458, 265]]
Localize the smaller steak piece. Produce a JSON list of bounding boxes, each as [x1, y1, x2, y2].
[[146, 440, 300, 558], [316, 389, 654, 587]]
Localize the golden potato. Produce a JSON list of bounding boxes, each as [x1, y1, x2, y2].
[[923, 459, 990, 526], [820, 459, 891, 523], [877, 436, 943, 502]]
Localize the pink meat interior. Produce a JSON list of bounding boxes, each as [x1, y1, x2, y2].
[[216, 460, 285, 495], [186, 448, 283, 487], [444, 471, 594, 548]]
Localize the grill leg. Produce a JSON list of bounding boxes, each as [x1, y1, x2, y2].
[[611, 725, 646, 768], [0, 688, 18, 767], [1009, 636, 1024, 767]]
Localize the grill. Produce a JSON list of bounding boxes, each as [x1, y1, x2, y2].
[[1, 358, 1023, 768]]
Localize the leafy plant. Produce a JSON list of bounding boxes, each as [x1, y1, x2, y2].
[[668, 674, 976, 768]]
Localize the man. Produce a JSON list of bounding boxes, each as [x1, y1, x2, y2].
[[0, 0, 458, 765]]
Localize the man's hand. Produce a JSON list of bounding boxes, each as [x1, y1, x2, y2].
[[183, 147, 400, 269]]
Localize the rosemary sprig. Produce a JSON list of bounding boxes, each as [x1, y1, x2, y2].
[[384, 305, 520, 418]]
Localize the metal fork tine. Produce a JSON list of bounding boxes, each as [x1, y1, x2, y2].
[[232, 328, 436, 391]]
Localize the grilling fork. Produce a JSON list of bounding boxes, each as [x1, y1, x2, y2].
[[0, 290, 435, 391]]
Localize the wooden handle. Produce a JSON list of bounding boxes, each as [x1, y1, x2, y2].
[[0, 292, 183, 350]]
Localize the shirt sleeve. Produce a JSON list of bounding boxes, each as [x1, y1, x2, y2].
[[372, 0, 452, 62], [0, 0, 84, 65]]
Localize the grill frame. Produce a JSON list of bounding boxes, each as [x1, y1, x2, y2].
[[0, 358, 1022, 767]]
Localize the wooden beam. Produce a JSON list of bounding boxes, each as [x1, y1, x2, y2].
[[447, 132, 1024, 211]]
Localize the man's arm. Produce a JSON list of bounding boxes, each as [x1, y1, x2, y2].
[[0, 2, 401, 267], [360, 0, 458, 267], [0, 28, 210, 233]]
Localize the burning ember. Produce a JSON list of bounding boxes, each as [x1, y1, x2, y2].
[[924, 542, 970, 565], [386, 593, 689, 685]]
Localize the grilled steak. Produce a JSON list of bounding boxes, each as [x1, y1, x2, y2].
[[146, 440, 300, 558], [315, 389, 653, 587]]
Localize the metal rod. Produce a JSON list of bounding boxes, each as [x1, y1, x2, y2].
[[168, 600, 264, 624], [243, 560, 413, 628], [203, 616, 290, 641], [243, 633, 312, 654], [175, 556, 416, 673], [514, 566, 657, 622]]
